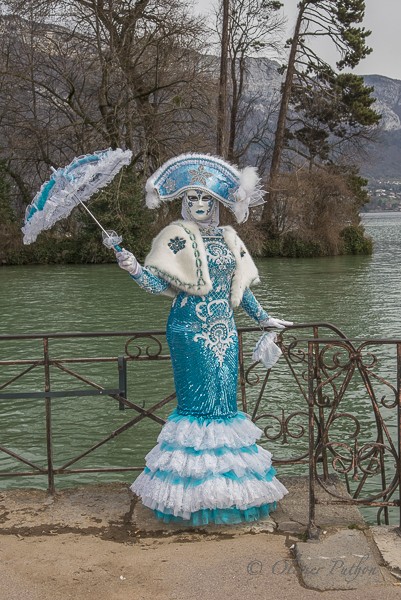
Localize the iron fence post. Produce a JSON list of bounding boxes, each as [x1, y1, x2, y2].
[[313, 325, 328, 480], [307, 339, 319, 539], [43, 337, 55, 494], [118, 356, 127, 411]]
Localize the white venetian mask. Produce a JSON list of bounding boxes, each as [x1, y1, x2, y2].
[[184, 189, 216, 222]]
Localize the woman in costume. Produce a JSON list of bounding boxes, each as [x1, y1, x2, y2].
[[116, 153, 291, 525]]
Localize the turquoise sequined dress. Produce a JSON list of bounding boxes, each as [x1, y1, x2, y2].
[[130, 227, 288, 525]]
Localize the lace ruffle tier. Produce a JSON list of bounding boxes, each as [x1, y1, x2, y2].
[[131, 409, 288, 525]]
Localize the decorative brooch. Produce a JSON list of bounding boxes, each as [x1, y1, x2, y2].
[[168, 236, 186, 254]]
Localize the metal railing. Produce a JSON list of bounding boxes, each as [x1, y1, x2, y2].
[[306, 336, 401, 536], [0, 324, 400, 534]]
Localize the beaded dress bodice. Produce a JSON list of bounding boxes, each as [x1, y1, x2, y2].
[[165, 229, 238, 417], [170, 230, 237, 368]]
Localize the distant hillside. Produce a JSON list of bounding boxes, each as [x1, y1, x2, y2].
[[359, 75, 401, 181], [243, 61, 401, 182]]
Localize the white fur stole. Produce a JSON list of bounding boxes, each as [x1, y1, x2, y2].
[[144, 220, 260, 307]]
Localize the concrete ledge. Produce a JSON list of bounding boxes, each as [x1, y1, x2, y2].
[[0, 484, 137, 541], [1, 478, 400, 592], [274, 475, 366, 534], [0, 475, 366, 540]]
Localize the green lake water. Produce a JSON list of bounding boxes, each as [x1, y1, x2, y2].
[[2, 212, 400, 337], [0, 212, 400, 523]]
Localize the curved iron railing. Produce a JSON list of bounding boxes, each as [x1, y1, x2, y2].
[[0, 324, 399, 533]]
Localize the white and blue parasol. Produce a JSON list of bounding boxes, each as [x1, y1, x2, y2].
[[21, 147, 132, 250]]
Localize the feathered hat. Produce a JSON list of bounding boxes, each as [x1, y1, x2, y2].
[[145, 153, 265, 223]]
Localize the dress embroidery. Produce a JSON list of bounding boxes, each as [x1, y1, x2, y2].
[[184, 235, 236, 366], [240, 287, 269, 322], [194, 299, 236, 367], [131, 267, 170, 294], [168, 236, 186, 254]]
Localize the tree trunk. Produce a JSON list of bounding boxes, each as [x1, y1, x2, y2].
[[217, 0, 230, 158], [264, 3, 304, 223], [227, 52, 238, 162]]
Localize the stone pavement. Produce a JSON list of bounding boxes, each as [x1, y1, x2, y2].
[[0, 476, 400, 598]]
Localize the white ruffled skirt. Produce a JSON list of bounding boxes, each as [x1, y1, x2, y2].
[[131, 408, 288, 525]]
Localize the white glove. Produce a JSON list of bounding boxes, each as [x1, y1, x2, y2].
[[261, 317, 293, 329], [115, 249, 139, 275]]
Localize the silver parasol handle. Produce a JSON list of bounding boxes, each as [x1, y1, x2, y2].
[[74, 195, 122, 251]]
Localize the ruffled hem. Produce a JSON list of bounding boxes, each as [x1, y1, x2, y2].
[[145, 441, 273, 478], [131, 466, 288, 515], [158, 408, 263, 450], [132, 407, 288, 524], [152, 502, 277, 526]]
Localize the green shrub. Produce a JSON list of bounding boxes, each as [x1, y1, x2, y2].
[[340, 225, 373, 255], [264, 235, 324, 258]]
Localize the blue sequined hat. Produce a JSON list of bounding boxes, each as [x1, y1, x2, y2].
[[145, 153, 265, 223]]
